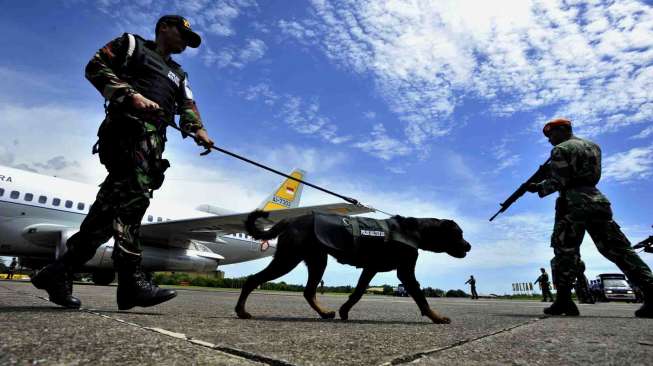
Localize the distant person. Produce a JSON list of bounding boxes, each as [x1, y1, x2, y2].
[[465, 275, 478, 299], [7, 258, 17, 280], [319, 280, 325, 295], [526, 118, 653, 317], [31, 15, 214, 310], [534, 267, 554, 302]]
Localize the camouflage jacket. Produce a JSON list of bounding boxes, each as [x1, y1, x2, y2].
[[85, 33, 204, 134], [534, 273, 550, 286], [536, 136, 610, 206]]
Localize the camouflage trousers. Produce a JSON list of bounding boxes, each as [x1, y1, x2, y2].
[[541, 284, 554, 301], [65, 116, 167, 269], [550, 198, 653, 290]]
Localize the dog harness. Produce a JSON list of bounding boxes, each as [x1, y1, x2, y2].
[[313, 213, 419, 268]]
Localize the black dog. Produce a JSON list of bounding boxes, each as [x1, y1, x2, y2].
[[235, 210, 471, 323]]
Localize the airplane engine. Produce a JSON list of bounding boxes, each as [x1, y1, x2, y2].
[[84, 241, 222, 273]]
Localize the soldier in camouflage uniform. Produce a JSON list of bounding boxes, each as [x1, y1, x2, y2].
[[534, 267, 554, 302], [526, 118, 653, 317], [32, 15, 214, 309], [465, 275, 479, 299]]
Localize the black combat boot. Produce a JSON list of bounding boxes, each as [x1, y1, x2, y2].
[[543, 286, 579, 316], [112, 232, 176, 310], [635, 287, 653, 318], [116, 268, 177, 310], [31, 261, 81, 309]]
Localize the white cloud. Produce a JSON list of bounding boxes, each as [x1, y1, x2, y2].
[[352, 123, 411, 160], [279, 95, 351, 144], [239, 39, 267, 63], [279, 0, 653, 147], [385, 165, 406, 174], [278, 19, 318, 41], [491, 138, 521, 173], [202, 38, 267, 68], [632, 125, 653, 139], [240, 82, 280, 105], [603, 144, 653, 182]]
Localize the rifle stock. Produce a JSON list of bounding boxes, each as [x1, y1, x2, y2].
[[632, 226, 653, 252], [489, 158, 551, 222]]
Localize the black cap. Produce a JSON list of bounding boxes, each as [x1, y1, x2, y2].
[[156, 15, 201, 48]]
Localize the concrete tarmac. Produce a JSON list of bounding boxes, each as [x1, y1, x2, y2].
[[1, 280, 652, 365]]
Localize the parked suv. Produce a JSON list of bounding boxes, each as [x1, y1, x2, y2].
[[394, 284, 408, 297], [590, 273, 636, 302]]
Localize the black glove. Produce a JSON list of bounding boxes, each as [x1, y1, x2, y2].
[[525, 183, 539, 193]]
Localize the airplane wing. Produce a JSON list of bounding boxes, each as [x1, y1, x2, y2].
[[139, 203, 374, 247]]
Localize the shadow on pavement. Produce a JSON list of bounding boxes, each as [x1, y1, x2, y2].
[[224, 315, 432, 325]]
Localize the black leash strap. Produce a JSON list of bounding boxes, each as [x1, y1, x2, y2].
[[166, 121, 394, 216]]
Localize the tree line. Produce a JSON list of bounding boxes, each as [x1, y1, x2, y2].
[[153, 273, 470, 297]]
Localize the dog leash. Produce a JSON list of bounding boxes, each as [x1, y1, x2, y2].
[[162, 118, 395, 216]]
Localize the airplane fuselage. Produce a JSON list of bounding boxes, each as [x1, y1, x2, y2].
[[0, 165, 274, 273]]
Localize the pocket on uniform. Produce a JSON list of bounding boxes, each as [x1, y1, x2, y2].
[[150, 158, 170, 190]]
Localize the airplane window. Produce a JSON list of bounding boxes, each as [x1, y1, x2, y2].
[[24, 193, 34, 202], [157, 217, 162, 222], [77, 202, 85, 210], [0, 188, 4, 196], [10, 191, 19, 199], [65, 200, 73, 208], [53, 198, 61, 206], [39, 196, 47, 204], [148, 215, 153, 222]]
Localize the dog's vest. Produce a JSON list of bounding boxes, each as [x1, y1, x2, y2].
[[313, 213, 418, 268]]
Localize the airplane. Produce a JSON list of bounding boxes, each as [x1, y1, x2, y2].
[[0, 164, 371, 285]]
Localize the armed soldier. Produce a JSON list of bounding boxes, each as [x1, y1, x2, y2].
[[31, 15, 214, 309], [525, 118, 653, 317], [465, 275, 479, 300], [534, 267, 554, 302]]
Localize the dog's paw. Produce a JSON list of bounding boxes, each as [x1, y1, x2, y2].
[[236, 311, 253, 319], [431, 316, 451, 324], [338, 308, 349, 320], [321, 311, 336, 319]]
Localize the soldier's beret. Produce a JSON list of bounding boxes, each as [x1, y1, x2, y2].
[[543, 118, 572, 136]]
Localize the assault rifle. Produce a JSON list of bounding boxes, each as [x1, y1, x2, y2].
[[489, 158, 551, 222], [633, 226, 653, 253]]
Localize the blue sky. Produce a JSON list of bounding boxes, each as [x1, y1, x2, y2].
[[1, 0, 652, 294]]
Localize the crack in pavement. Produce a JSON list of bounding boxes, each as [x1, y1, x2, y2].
[[379, 316, 548, 365]]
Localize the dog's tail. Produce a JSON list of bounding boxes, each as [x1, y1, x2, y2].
[[245, 210, 289, 240]]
